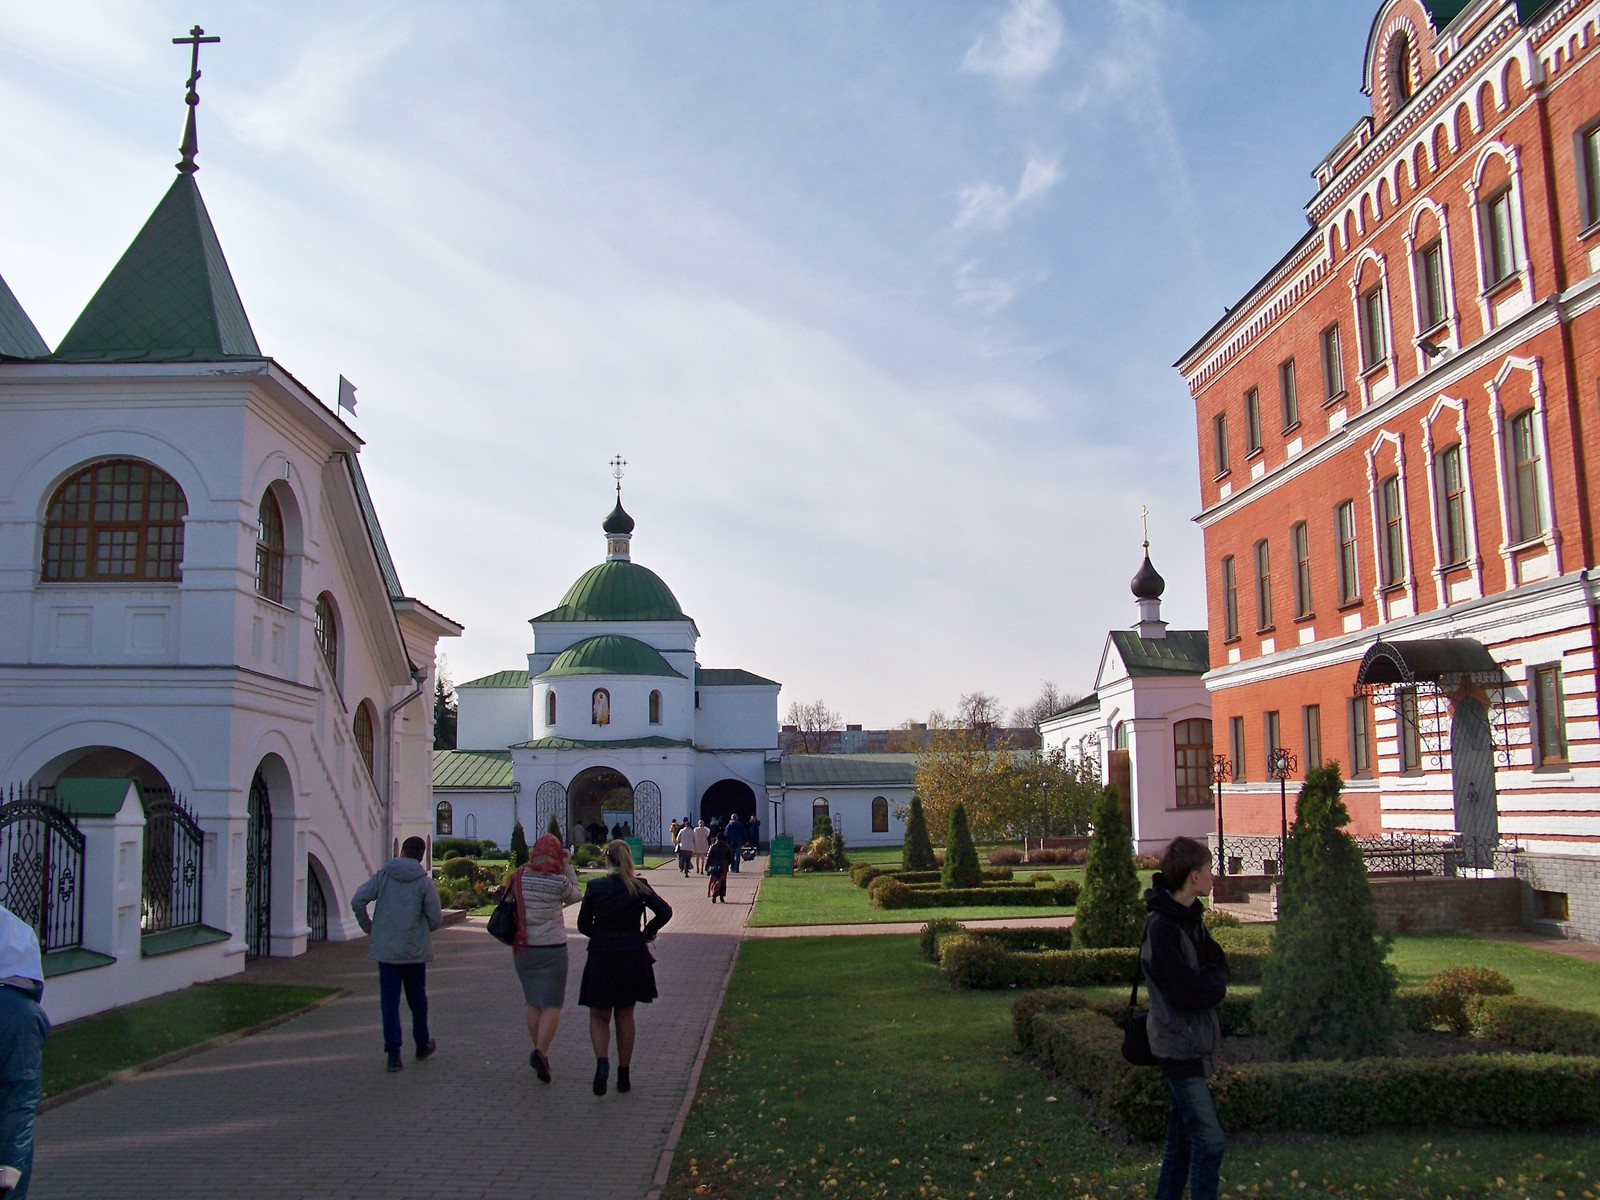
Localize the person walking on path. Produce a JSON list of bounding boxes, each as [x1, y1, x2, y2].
[[577, 841, 672, 1097], [675, 822, 695, 876], [0, 905, 47, 1200], [724, 816, 746, 873], [747, 813, 760, 853], [351, 835, 443, 1073], [705, 834, 734, 902], [505, 833, 582, 1084], [690, 819, 710, 875], [1142, 836, 1230, 1200]]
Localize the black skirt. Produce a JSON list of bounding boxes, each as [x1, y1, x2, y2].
[[578, 944, 659, 1009]]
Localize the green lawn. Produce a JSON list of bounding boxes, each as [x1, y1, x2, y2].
[[662, 933, 1600, 1200], [44, 981, 338, 1098]]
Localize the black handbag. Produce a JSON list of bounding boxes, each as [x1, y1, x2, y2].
[[487, 879, 518, 946], [1120, 931, 1159, 1067]]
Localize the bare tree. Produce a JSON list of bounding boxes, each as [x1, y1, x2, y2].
[[783, 699, 842, 754], [956, 691, 1007, 749], [1012, 681, 1078, 730]]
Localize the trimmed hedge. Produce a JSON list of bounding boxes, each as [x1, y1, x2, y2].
[[852, 864, 1015, 888], [870, 878, 1080, 910], [943, 939, 1267, 989], [1465, 994, 1600, 1056], [919, 918, 966, 961], [1014, 990, 1600, 1140]]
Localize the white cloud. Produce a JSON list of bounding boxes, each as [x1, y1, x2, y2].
[[953, 153, 1061, 230], [954, 261, 1017, 313], [962, 0, 1064, 85]]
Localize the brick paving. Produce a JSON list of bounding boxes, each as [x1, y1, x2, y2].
[[32, 860, 760, 1200]]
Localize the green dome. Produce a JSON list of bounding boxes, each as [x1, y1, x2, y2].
[[534, 560, 686, 623], [540, 635, 685, 679]]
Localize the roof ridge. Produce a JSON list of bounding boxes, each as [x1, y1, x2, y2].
[[0, 271, 48, 359]]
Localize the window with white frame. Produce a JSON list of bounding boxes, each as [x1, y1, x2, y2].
[[1291, 521, 1312, 619], [1279, 358, 1299, 431], [1348, 696, 1372, 778], [1245, 387, 1262, 455], [1321, 323, 1345, 400], [1398, 688, 1422, 772], [1221, 554, 1239, 640], [1416, 238, 1448, 332], [1229, 715, 1246, 783], [1336, 499, 1360, 604], [1254, 539, 1273, 630], [1379, 474, 1406, 588], [1481, 186, 1517, 287], [1531, 664, 1568, 766], [1359, 283, 1387, 371], [1509, 409, 1545, 543], [1213, 412, 1230, 477], [1435, 443, 1468, 566], [1582, 119, 1600, 228]]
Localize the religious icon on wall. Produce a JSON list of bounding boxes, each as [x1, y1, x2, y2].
[[592, 688, 610, 725]]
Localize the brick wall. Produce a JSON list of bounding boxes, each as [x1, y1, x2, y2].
[[1516, 853, 1600, 943], [1368, 875, 1523, 935]]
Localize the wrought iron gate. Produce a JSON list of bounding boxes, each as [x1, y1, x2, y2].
[[1451, 698, 1499, 869], [534, 781, 566, 843], [245, 772, 272, 956], [633, 781, 663, 847], [0, 785, 84, 953], [306, 864, 328, 942], [143, 795, 204, 933]]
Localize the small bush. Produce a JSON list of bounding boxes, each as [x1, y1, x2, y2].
[[433, 837, 486, 859], [946, 942, 1268, 989], [1027, 847, 1059, 864], [937, 928, 1074, 961], [1132, 853, 1160, 870], [871, 881, 1078, 911], [988, 846, 1024, 865], [439, 857, 478, 881], [920, 917, 966, 961], [572, 843, 603, 868], [1464, 994, 1600, 1056], [868, 877, 916, 908], [1421, 965, 1516, 1033], [1203, 906, 1242, 928], [1209, 924, 1272, 954], [1027, 872, 1055, 885]]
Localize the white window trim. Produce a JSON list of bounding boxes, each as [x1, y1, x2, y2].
[[1403, 198, 1461, 369], [1464, 143, 1534, 329], [1486, 355, 1560, 580], [1364, 430, 1416, 618], [1419, 395, 1484, 605], [1348, 249, 1394, 407]]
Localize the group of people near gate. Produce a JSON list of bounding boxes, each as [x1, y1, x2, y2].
[[350, 833, 672, 1098], [668, 815, 756, 903]]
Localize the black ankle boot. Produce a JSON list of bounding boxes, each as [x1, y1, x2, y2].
[[593, 1057, 610, 1096], [617, 1066, 631, 1093]]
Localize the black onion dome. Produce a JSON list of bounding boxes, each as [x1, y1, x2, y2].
[[603, 498, 635, 536], [1130, 553, 1165, 601]]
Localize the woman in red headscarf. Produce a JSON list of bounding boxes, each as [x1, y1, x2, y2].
[[505, 833, 582, 1082]]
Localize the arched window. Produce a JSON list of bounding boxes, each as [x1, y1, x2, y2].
[[314, 592, 339, 677], [41, 458, 187, 582], [464, 813, 477, 838], [435, 800, 453, 836], [648, 690, 662, 724], [256, 490, 285, 602], [871, 796, 889, 833], [1387, 30, 1414, 103], [354, 701, 376, 776], [592, 688, 610, 726], [545, 691, 557, 726], [1174, 719, 1214, 809], [812, 797, 831, 835], [1114, 722, 1129, 751]]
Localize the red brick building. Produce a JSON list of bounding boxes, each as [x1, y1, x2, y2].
[[1176, 0, 1600, 940]]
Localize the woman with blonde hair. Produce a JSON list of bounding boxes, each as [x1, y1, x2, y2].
[[576, 840, 672, 1096], [505, 833, 582, 1083]]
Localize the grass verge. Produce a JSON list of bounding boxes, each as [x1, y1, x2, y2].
[[662, 934, 1600, 1200], [44, 981, 339, 1098]]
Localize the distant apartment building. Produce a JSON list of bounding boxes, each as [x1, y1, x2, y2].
[[1176, 0, 1600, 940]]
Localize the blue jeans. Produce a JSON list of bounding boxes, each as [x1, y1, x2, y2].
[[729, 844, 743, 871], [377, 962, 430, 1054], [0, 986, 49, 1200], [1156, 1070, 1224, 1200]]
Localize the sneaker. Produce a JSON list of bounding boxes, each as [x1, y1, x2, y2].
[[386, 1051, 403, 1073], [416, 1039, 437, 1061]]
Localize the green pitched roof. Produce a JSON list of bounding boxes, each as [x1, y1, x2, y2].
[[541, 635, 685, 679], [696, 667, 779, 687], [54, 173, 261, 362], [432, 749, 514, 789], [459, 670, 530, 689], [1109, 629, 1210, 676], [779, 754, 920, 787], [532, 560, 687, 623], [0, 272, 47, 359], [512, 735, 691, 751]]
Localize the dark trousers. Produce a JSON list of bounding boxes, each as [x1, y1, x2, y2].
[[1156, 1070, 1225, 1200], [729, 843, 743, 871], [0, 986, 49, 1200], [377, 962, 430, 1054]]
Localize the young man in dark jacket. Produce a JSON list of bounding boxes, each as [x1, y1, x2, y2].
[[1140, 836, 1229, 1200]]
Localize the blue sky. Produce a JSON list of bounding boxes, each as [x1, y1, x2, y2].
[[0, 1, 1379, 726]]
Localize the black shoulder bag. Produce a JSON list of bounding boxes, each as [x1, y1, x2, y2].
[[1120, 928, 1158, 1067], [487, 874, 519, 946]]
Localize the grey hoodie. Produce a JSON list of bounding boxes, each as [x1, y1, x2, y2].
[[352, 857, 443, 964]]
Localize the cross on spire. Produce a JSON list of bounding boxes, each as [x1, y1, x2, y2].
[[610, 454, 628, 496], [1140, 504, 1150, 550], [172, 25, 221, 175]]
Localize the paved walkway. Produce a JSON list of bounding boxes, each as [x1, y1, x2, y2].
[[32, 860, 762, 1200]]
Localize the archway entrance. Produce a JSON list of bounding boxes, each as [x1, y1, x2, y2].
[[246, 770, 271, 956], [701, 779, 757, 827], [569, 766, 634, 843]]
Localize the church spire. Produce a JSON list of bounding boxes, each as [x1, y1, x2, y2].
[[603, 454, 635, 561], [1130, 507, 1168, 640], [172, 25, 220, 176]]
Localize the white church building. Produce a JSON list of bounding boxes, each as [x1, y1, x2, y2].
[[1040, 545, 1215, 853], [435, 494, 780, 848], [0, 75, 457, 1023]]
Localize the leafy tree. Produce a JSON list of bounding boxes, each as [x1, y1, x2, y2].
[[784, 699, 842, 754], [1012, 745, 1098, 840], [913, 725, 1018, 841], [432, 664, 457, 750], [1072, 785, 1143, 948], [901, 794, 937, 870], [1256, 764, 1397, 1060], [941, 803, 983, 888], [509, 820, 529, 867]]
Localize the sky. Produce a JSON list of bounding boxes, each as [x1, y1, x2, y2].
[[0, 0, 1382, 727]]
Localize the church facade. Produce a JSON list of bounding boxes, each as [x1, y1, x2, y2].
[[435, 498, 780, 848], [0, 77, 457, 1021]]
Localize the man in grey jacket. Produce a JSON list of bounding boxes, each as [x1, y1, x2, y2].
[[352, 836, 443, 1072]]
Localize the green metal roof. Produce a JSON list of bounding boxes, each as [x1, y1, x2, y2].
[[541, 635, 685, 679], [1109, 629, 1210, 676], [53, 777, 140, 817], [54, 173, 261, 362], [779, 754, 920, 787], [432, 749, 514, 789], [1043, 692, 1099, 724], [696, 667, 779, 687], [512, 735, 691, 750], [0, 272, 47, 359], [532, 560, 687, 623], [459, 670, 530, 689]]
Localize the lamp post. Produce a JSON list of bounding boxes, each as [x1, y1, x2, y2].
[[1269, 747, 1297, 878], [1210, 753, 1231, 876]]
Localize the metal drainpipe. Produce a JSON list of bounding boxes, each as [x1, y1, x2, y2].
[[382, 667, 428, 863]]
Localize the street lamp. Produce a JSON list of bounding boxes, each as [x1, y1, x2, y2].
[[1210, 753, 1231, 876], [1269, 747, 1298, 877]]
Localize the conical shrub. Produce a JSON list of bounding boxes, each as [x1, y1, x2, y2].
[[902, 795, 937, 871], [942, 803, 983, 888], [1072, 785, 1142, 948], [510, 820, 529, 867]]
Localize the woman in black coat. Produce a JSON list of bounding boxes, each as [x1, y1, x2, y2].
[[577, 840, 672, 1096]]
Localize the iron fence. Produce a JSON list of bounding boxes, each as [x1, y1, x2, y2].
[[142, 794, 204, 933], [0, 785, 85, 953], [1218, 831, 1519, 878]]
